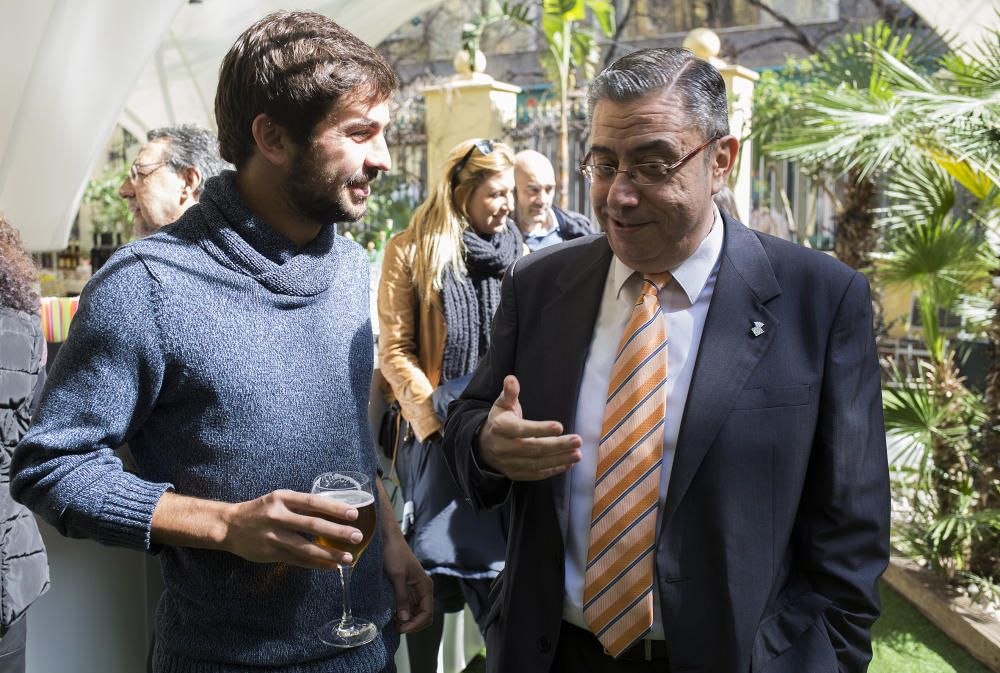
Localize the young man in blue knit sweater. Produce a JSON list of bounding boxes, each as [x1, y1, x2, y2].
[[11, 11, 432, 673]]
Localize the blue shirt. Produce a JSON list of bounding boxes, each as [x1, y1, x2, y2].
[[522, 212, 565, 251]]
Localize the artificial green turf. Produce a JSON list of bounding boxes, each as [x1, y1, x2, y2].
[[870, 581, 991, 673]]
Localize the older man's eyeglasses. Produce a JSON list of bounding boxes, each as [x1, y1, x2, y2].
[[578, 135, 724, 186], [450, 139, 494, 189], [128, 161, 169, 183]]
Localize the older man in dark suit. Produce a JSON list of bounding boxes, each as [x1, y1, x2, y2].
[[444, 47, 889, 673]]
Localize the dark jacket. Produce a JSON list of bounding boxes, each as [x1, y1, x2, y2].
[[444, 213, 888, 673], [0, 306, 49, 632], [552, 206, 596, 240], [397, 373, 506, 580]]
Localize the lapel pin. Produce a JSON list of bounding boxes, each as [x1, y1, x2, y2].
[[751, 321, 765, 337]]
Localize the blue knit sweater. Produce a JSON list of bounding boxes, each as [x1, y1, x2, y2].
[[11, 172, 397, 673]]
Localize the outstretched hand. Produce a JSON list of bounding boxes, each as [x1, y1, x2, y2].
[[477, 375, 582, 481]]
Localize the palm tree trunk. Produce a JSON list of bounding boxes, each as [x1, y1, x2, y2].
[[931, 436, 963, 578], [834, 169, 878, 271], [928, 358, 975, 579], [834, 169, 886, 335]]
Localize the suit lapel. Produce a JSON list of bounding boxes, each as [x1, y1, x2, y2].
[[659, 215, 782, 537], [542, 237, 614, 537]]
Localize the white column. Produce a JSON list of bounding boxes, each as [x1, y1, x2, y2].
[[422, 52, 521, 181]]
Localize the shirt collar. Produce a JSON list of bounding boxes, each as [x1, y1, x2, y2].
[[524, 209, 559, 240], [611, 204, 724, 305]]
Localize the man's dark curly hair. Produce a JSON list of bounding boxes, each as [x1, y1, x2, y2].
[[0, 212, 41, 313]]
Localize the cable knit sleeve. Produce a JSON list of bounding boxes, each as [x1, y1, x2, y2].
[[10, 247, 173, 551], [377, 232, 442, 441]]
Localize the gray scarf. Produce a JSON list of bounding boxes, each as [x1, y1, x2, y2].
[[439, 220, 521, 382]]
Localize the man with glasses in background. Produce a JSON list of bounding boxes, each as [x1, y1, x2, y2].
[[445, 47, 888, 673], [118, 124, 230, 238]]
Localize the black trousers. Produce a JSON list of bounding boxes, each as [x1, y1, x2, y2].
[[0, 616, 26, 673], [549, 621, 666, 673], [405, 574, 491, 673]]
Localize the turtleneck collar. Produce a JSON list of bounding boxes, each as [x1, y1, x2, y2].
[[195, 171, 340, 297]]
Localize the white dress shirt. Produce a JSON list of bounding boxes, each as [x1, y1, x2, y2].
[[562, 206, 724, 639]]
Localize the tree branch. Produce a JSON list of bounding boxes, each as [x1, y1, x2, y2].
[[814, 21, 848, 47], [744, 0, 819, 54], [602, 0, 635, 69], [731, 34, 815, 59], [868, 0, 896, 22]]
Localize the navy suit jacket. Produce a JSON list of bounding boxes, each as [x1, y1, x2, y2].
[[444, 213, 889, 673]]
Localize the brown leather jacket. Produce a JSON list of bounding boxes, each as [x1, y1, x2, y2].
[[377, 228, 446, 442]]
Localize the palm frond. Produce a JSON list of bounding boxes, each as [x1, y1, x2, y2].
[[808, 21, 941, 93], [896, 88, 1000, 125], [898, 478, 994, 574], [874, 215, 988, 307], [955, 570, 1000, 610], [928, 505, 1000, 547], [768, 88, 912, 179], [876, 47, 937, 94], [939, 26, 1000, 92], [878, 157, 955, 229], [882, 362, 942, 472], [978, 203, 1000, 248], [929, 150, 998, 202], [874, 41, 1000, 190], [929, 122, 1000, 191], [955, 291, 995, 338]]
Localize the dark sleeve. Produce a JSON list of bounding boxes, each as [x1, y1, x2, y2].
[[574, 211, 597, 235], [796, 271, 889, 672], [442, 260, 522, 511], [1, 317, 44, 471]]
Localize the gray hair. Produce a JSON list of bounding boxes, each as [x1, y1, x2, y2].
[[147, 124, 231, 197], [587, 48, 730, 142], [713, 185, 740, 219]]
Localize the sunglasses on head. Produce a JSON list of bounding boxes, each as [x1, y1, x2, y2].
[[450, 139, 495, 189]]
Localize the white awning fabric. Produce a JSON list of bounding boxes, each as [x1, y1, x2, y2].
[[905, 0, 1000, 58], [0, 0, 442, 252], [3, 0, 997, 251]]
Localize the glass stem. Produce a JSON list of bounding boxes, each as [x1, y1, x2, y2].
[[338, 563, 356, 628]]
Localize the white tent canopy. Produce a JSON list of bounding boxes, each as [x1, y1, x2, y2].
[[3, 0, 997, 252], [906, 0, 1000, 58], [0, 0, 442, 252]]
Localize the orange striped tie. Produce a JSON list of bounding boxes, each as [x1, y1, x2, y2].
[[583, 272, 670, 657]]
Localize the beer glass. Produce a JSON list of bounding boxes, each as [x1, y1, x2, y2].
[[312, 471, 378, 648]]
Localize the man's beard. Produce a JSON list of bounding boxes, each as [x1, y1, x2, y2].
[[285, 148, 379, 226], [522, 206, 550, 229]]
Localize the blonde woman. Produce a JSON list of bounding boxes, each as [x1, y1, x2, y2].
[[378, 139, 521, 672]]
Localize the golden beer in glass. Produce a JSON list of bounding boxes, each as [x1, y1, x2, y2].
[[314, 490, 376, 560], [312, 471, 378, 648]]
